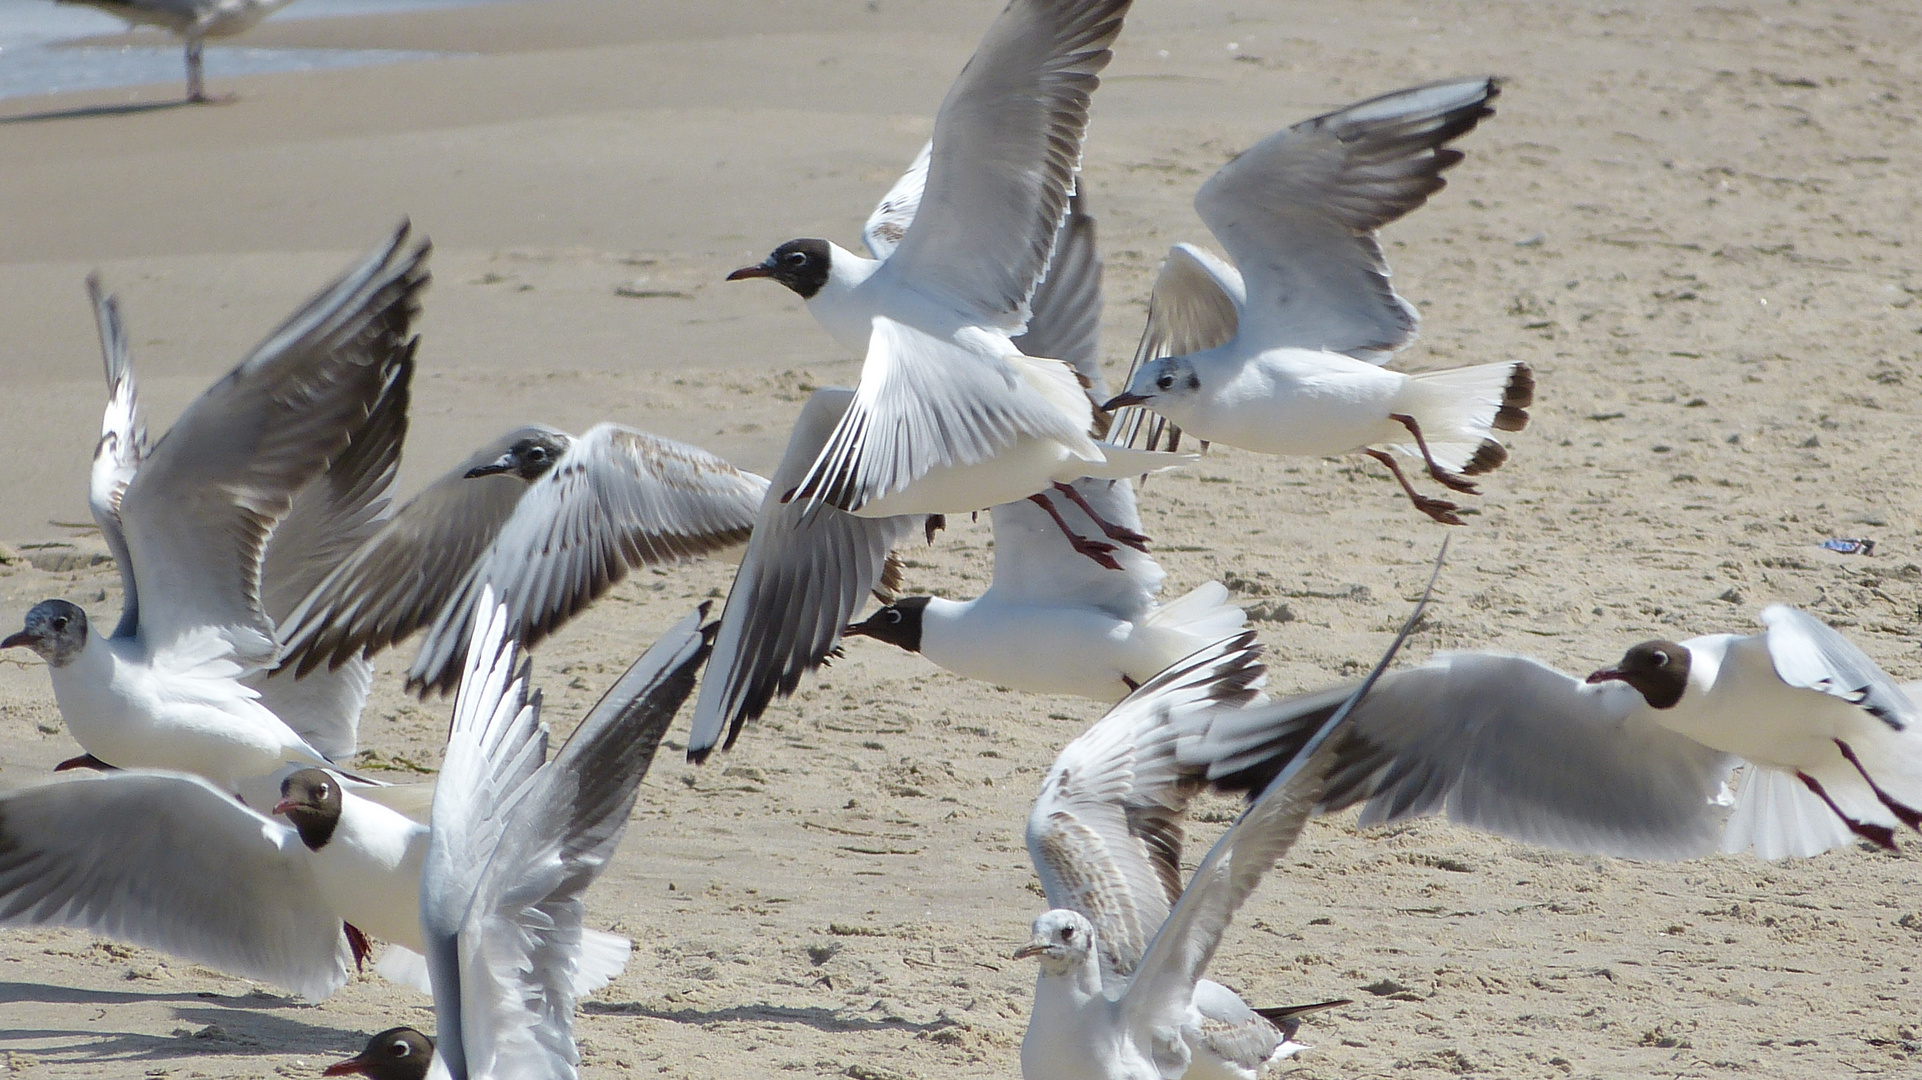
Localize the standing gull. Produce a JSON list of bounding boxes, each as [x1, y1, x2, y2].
[[728, 0, 1187, 552], [1103, 78, 1531, 525], [57, 0, 302, 103], [3, 224, 427, 789], [274, 423, 765, 696], [1191, 605, 1921, 861]]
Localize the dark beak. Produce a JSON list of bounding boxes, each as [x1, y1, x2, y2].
[[1101, 392, 1148, 411], [0, 631, 32, 651], [463, 452, 516, 479], [1585, 667, 1627, 685], [726, 260, 775, 282], [321, 1056, 372, 1077], [842, 619, 873, 639], [270, 798, 296, 817]]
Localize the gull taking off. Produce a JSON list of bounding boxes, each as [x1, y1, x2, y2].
[[1104, 78, 1531, 525]]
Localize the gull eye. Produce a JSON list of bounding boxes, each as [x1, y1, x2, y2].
[[50, 616, 68, 631], [317, 783, 332, 799], [1649, 650, 1669, 667], [526, 446, 546, 461], [785, 251, 808, 265], [389, 1040, 411, 1058], [1155, 373, 1175, 391], [886, 610, 903, 624], [1061, 926, 1075, 941]]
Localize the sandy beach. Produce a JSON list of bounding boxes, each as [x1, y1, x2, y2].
[[3, 0, 1922, 1076]]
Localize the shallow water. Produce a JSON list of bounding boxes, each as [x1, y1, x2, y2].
[[0, 0, 506, 101]]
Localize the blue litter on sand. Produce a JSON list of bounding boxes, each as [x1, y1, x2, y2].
[[1820, 538, 1875, 556]]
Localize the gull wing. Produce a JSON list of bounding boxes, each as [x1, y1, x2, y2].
[[1195, 77, 1496, 362], [275, 427, 558, 681], [882, 0, 1129, 330], [1010, 191, 1107, 400], [1761, 605, 1919, 731], [116, 222, 428, 669], [1110, 244, 1241, 451], [85, 275, 149, 639], [1026, 633, 1264, 982], [862, 140, 933, 261], [687, 389, 920, 762], [402, 426, 762, 695], [789, 316, 1097, 514], [0, 770, 350, 1000]]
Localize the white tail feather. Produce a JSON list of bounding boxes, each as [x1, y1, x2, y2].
[[1720, 766, 1858, 860], [1392, 361, 1524, 472]]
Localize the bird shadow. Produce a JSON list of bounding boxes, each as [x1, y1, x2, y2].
[[0, 982, 371, 1062], [582, 1000, 959, 1035], [0, 99, 196, 125]]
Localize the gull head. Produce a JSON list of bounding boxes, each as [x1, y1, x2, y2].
[[844, 597, 929, 654], [2, 600, 89, 668], [273, 768, 344, 850], [1104, 356, 1202, 415], [1586, 639, 1691, 709], [1014, 909, 1097, 972], [727, 238, 833, 299], [465, 432, 571, 482], [323, 1027, 435, 1079]]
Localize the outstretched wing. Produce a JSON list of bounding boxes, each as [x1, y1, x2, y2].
[[1762, 605, 1919, 730], [1026, 633, 1265, 981], [688, 389, 920, 762], [1195, 77, 1497, 361], [863, 140, 933, 261], [1109, 244, 1241, 451], [84, 275, 149, 639], [882, 0, 1129, 330]]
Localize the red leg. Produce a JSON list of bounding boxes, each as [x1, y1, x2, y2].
[[1389, 413, 1479, 494], [1052, 482, 1151, 552], [1798, 770, 1897, 850], [1834, 740, 1922, 832], [1028, 493, 1122, 570], [1364, 449, 1465, 526], [53, 753, 116, 773], [344, 923, 372, 971]]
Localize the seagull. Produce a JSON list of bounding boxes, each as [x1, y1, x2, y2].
[[3, 224, 427, 790], [272, 424, 766, 696], [57, 0, 303, 103], [1192, 604, 1921, 861], [727, 0, 1189, 552], [844, 475, 1246, 702], [1016, 574, 1429, 1080], [73, 269, 404, 771], [1102, 78, 1532, 526], [687, 182, 1113, 760], [416, 591, 714, 1080]]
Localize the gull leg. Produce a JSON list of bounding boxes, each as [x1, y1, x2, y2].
[[1363, 449, 1464, 526], [1389, 413, 1479, 494], [1052, 482, 1150, 552], [344, 923, 372, 970], [1834, 739, 1922, 831], [185, 38, 206, 103], [1797, 770, 1897, 850], [924, 515, 945, 545], [53, 753, 116, 773], [1027, 493, 1121, 571]]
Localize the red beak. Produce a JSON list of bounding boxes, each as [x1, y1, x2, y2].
[[1585, 667, 1626, 685], [321, 1057, 371, 1077], [270, 798, 296, 817], [726, 262, 774, 281], [0, 632, 32, 651]]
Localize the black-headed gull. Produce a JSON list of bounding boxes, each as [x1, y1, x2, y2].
[[3, 224, 427, 789], [324, 1028, 434, 1079], [844, 476, 1245, 702], [685, 185, 1111, 761], [1102, 78, 1531, 526], [274, 424, 766, 696], [1016, 575, 1429, 1080], [1195, 604, 1919, 861], [414, 591, 713, 1079], [727, 0, 1188, 547], [58, 0, 302, 103]]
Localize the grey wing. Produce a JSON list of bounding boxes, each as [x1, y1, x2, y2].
[[1191, 980, 1286, 1074], [456, 607, 713, 1077], [403, 426, 763, 695], [688, 389, 920, 762], [1027, 633, 1265, 979], [58, 0, 198, 31], [1761, 605, 1919, 730], [1196, 77, 1496, 361], [274, 428, 549, 682], [1012, 191, 1107, 400], [117, 222, 427, 668], [790, 316, 1095, 514], [1109, 244, 1242, 451], [883, 0, 1128, 330], [863, 140, 932, 261], [0, 771, 351, 1001], [1194, 652, 1741, 860], [85, 275, 149, 640], [985, 477, 1159, 619]]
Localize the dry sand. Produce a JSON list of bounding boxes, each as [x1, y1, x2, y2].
[[3, 0, 1922, 1076]]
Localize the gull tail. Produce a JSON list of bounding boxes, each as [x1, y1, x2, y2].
[[1083, 442, 1197, 480], [1142, 582, 1248, 654], [1393, 360, 1532, 474]]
